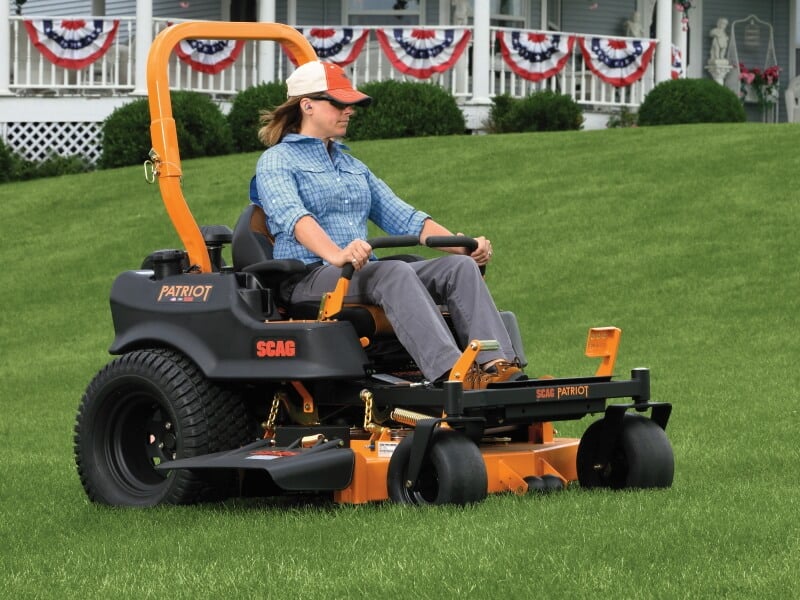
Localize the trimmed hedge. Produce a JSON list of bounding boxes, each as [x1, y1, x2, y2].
[[346, 80, 466, 141], [637, 78, 746, 125], [0, 139, 13, 183], [0, 138, 90, 183], [486, 91, 583, 133], [227, 82, 287, 152], [100, 91, 234, 168]]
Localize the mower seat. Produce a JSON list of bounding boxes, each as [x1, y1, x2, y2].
[[232, 203, 396, 339]]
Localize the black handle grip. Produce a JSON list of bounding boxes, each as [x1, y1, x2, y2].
[[366, 235, 422, 249], [425, 235, 478, 252]]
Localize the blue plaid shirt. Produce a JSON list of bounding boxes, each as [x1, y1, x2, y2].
[[254, 134, 430, 265]]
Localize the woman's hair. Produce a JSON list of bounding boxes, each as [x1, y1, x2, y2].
[[257, 96, 303, 147]]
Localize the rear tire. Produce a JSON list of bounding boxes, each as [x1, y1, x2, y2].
[[74, 349, 250, 506], [387, 428, 487, 505], [577, 413, 674, 489]]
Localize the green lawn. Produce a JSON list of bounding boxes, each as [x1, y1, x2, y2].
[[1, 123, 798, 598]]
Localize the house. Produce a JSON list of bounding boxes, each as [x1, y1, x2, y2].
[[1, 0, 797, 165]]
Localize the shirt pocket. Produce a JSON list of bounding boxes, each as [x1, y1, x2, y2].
[[293, 164, 334, 215], [335, 163, 371, 213]]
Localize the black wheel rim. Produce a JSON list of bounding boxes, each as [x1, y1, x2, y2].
[[407, 463, 440, 504], [100, 384, 175, 498]]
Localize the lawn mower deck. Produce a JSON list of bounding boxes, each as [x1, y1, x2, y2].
[[73, 22, 674, 508]]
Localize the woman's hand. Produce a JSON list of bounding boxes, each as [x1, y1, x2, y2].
[[458, 232, 493, 266], [335, 239, 372, 270]]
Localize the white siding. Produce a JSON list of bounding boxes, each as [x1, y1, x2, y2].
[[15, 0, 93, 16]]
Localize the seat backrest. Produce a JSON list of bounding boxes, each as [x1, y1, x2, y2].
[[232, 203, 274, 272]]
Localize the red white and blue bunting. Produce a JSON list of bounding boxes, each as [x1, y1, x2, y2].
[[578, 37, 657, 87], [496, 30, 576, 82], [288, 28, 370, 67], [375, 28, 471, 79], [174, 38, 245, 74], [23, 19, 119, 70]]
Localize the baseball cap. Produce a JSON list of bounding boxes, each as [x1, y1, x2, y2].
[[286, 61, 372, 106]]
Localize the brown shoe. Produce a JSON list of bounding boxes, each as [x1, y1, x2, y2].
[[462, 360, 527, 390]]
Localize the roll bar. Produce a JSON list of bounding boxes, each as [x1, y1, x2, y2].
[[146, 22, 317, 273]]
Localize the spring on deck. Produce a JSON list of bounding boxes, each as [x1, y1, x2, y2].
[[390, 408, 435, 427]]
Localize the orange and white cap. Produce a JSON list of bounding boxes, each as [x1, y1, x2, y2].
[[286, 61, 372, 106]]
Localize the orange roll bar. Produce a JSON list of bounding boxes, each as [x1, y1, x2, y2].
[[146, 22, 317, 272]]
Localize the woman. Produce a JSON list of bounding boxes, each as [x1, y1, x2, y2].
[[253, 60, 525, 389]]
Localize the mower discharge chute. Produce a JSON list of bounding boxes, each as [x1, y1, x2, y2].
[[74, 22, 674, 507]]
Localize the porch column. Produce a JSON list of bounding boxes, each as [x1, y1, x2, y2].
[[470, 0, 491, 103], [672, 4, 687, 78], [132, 0, 153, 95], [654, 0, 673, 84], [0, 0, 10, 95], [257, 0, 276, 84]]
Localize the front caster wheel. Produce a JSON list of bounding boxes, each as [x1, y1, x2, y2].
[[387, 428, 488, 505], [577, 413, 674, 490]]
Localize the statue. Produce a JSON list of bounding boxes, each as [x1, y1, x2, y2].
[[709, 18, 729, 64], [625, 11, 644, 38]]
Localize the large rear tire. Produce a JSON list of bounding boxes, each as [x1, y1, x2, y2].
[[74, 349, 251, 506], [577, 413, 674, 489], [387, 428, 487, 505]]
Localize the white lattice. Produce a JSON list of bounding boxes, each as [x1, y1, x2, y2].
[[3, 121, 103, 165]]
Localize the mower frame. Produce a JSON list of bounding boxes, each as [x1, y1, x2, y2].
[[73, 22, 674, 507]]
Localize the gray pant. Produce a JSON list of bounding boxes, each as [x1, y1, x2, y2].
[[289, 254, 516, 381]]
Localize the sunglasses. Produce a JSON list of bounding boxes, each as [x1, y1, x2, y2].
[[310, 97, 350, 111]]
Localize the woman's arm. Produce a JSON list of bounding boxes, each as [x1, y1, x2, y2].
[[294, 216, 372, 269]]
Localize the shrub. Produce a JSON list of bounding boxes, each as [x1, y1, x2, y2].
[[0, 140, 90, 182], [98, 97, 151, 168], [637, 78, 746, 126], [100, 91, 234, 168], [0, 139, 13, 183], [606, 107, 638, 128], [346, 80, 466, 141], [14, 153, 91, 180], [486, 91, 583, 133], [228, 82, 287, 152]]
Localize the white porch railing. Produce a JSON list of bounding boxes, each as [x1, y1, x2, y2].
[[8, 16, 655, 109]]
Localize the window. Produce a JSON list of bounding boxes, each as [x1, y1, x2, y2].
[[546, 0, 561, 31], [492, 0, 527, 28], [347, 0, 423, 27]]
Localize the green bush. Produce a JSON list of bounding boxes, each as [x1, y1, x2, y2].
[[228, 82, 287, 152], [346, 80, 466, 141], [637, 78, 746, 126], [0, 139, 13, 183], [100, 91, 234, 168], [486, 91, 583, 133], [13, 153, 91, 180], [606, 107, 638, 128], [98, 98, 151, 168], [0, 139, 90, 182]]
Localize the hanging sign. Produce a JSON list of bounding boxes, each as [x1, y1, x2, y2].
[[375, 27, 471, 79], [578, 37, 657, 87], [24, 19, 119, 70], [496, 30, 576, 82]]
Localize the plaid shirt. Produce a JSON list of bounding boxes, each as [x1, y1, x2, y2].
[[254, 134, 429, 265]]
